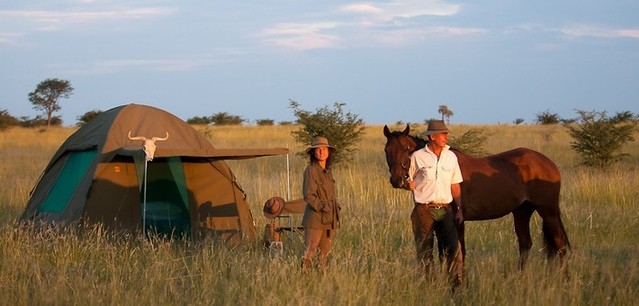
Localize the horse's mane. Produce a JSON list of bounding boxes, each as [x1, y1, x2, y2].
[[410, 134, 427, 152], [386, 125, 463, 155]]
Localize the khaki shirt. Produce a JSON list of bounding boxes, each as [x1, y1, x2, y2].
[[301, 163, 340, 229]]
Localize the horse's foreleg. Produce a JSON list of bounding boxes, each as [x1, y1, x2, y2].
[[513, 203, 535, 270]]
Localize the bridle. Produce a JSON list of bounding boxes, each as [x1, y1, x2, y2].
[[386, 140, 416, 188]]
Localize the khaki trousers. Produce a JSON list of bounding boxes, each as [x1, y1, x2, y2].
[[302, 228, 337, 268]]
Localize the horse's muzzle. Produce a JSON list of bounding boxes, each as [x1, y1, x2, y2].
[[390, 176, 405, 189]]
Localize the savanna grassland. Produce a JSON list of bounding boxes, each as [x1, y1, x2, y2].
[[1, 124, 638, 305]]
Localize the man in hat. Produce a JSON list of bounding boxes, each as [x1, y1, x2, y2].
[[300, 136, 340, 272], [404, 120, 464, 287]]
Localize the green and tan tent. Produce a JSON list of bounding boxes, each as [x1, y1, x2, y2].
[[20, 104, 287, 242]]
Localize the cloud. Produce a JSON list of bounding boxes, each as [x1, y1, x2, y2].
[[0, 32, 25, 45], [373, 26, 486, 45], [0, 7, 175, 31], [339, 0, 460, 21], [259, 22, 342, 50], [560, 25, 639, 39], [259, 1, 469, 50], [57, 48, 245, 75]]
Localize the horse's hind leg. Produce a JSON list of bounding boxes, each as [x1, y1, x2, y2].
[[513, 203, 535, 270], [539, 213, 570, 276]]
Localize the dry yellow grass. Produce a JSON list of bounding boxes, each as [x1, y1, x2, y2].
[[1, 124, 638, 305]]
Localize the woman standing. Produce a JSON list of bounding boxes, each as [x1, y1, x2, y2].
[[300, 136, 340, 272]]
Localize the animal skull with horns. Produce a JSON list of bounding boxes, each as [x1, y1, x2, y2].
[[127, 131, 169, 161]]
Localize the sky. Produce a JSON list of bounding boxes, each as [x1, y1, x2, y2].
[[1, 0, 638, 126]]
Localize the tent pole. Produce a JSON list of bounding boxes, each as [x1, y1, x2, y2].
[[142, 159, 148, 238], [286, 151, 290, 201]]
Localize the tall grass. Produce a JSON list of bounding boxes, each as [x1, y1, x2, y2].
[[1, 125, 638, 305]]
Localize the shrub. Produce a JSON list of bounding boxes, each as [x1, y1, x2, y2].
[[0, 109, 19, 131], [19, 115, 62, 127], [256, 119, 275, 126], [76, 109, 103, 126], [210, 112, 244, 125], [289, 100, 365, 165], [449, 128, 489, 157], [535, 109, 561, 125], [565, 110, 637, 167], [186, 116, 212, 125]]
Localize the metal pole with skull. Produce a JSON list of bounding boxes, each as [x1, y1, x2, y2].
[[127, 131, 169, 237]]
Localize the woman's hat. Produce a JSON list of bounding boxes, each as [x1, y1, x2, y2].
[[423, 120, 450, 135], [263, 196, 285, 219], [305, 136, 335, 153]]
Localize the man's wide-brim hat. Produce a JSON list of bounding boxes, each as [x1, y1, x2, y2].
[[305, 136, 335, 153], [423, 120, 451, 135]]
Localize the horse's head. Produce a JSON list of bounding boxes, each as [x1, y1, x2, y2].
[[383, 124, 422, 189]]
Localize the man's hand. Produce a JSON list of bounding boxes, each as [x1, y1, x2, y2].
[[405, 179, 415, 191]]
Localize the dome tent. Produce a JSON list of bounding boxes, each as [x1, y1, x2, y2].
[[20, 103, 287, 242]]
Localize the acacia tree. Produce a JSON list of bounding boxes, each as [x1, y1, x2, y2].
[[438, 105, 454, 124], [28, 78, 74, 128], [565, 110, 637, 167]]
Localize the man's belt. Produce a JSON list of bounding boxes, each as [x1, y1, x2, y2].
[[417, 202, 450, 209]]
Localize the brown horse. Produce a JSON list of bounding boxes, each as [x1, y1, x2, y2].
[[383, 124, 570, 270]]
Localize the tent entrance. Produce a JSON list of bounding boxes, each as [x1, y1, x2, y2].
[[138, 157, 191, 237]]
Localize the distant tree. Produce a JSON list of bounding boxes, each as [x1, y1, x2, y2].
[[76, 109, 103, 126], [19, 115, 62, 127], [289, 100, 365, 165], [438, 105, 454, 124], [0, 109, 19, 131], [186, 116, 212, 125], [423, 118, 439, 125], [565, 110, 637, 167], [278, 121, 293, 126], [535, 109, 561, 125], [513, 118, 525, 125], [28, 78, 74, 128], [210, 112, 244, 125], [256, 119, 275, 126]]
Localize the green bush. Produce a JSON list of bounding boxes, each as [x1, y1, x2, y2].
[[535, 109, 561, 125], [256, 119, 274, 126], [76, 109, 103, 126], [449, 128, 489, 157], [565, 110, 637, 167], [210, 112, 244, 125], [186, 116, 212, 125], [289, 100, 365, 165], [0, 109, 19, 131]]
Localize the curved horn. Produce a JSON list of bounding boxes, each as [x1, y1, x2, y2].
[[151, 132, 169, 142], [127, 130, 147, 141]]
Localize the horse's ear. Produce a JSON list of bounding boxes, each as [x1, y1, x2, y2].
[[383, 125, 391, 137], [403, 124, 410, 135]]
